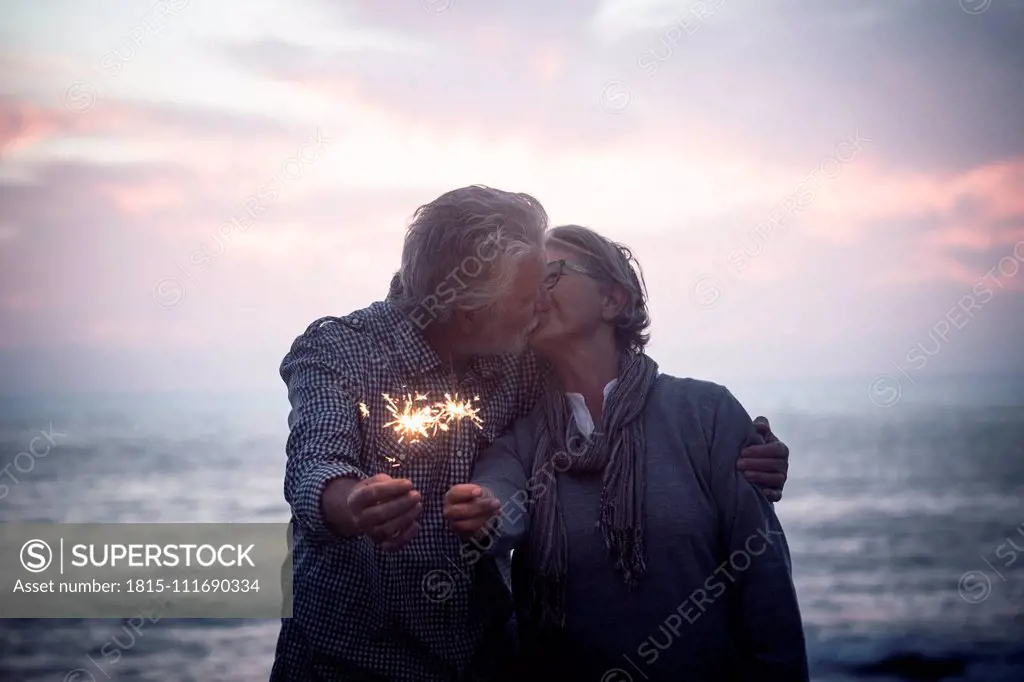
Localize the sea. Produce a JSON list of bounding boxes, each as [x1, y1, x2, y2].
[[0, 374, 1022, 681]]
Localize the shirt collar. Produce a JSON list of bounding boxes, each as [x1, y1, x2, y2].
[[565, 378, 619, 402]]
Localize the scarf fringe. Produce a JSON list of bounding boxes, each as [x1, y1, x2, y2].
[[602, 525, 647, 588], [530, 573, 568, 629]]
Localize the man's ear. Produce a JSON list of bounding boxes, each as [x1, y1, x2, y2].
[[601, 284, 628, 322]]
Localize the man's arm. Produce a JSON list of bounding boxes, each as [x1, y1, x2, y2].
[[283, 322, 423, 550], [709, 387, 809, 681], [281, 323, 369, 544], [738, 417, 790, 502]]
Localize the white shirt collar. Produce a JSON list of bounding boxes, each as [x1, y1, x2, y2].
[[565, 379, 618, 437]]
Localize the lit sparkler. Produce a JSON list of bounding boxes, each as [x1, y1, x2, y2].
[[363, 392, 485, 467], [433, 393, 483, 433], [381, 393, 436, 444]]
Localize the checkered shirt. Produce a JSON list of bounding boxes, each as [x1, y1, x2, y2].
[[272, 292, 542, 681]]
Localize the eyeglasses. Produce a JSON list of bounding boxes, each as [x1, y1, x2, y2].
[[543, 259, 593, 289]]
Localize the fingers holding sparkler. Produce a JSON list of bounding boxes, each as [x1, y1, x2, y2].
[[380, 521, 421, 552], [348, 474, 415, 507], [370, 494, 423, 542], [443, 484, 501, 540], [347, 474, 423, 549]]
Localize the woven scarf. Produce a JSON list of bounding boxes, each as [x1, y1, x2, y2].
[[525, 351, 660, 629]]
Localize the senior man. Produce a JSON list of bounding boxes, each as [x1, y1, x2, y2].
[[270, 185, 791, 681]]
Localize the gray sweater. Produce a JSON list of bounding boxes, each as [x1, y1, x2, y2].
[[471, 375, 809, 681]]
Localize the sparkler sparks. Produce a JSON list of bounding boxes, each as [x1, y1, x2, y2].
[[381, 393, 436, 444], [433, 393, 483, 432], [366, 392, 485, 466]]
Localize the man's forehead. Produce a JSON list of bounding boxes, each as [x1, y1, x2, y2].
[[500, 255, 545, 299], [509, 249, 543, 272]]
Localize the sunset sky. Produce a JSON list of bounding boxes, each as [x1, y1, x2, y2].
[[1, 0, 1023, 395]]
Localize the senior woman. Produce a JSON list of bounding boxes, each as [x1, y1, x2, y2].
[[443, 225, 808, 681]]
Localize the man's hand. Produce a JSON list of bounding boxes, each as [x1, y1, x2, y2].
[[323, 474, 422, 551], [738, 416, 790, 503], [443, 484, 501, 541]]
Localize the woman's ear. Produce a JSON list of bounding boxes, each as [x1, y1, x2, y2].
[[601, 284, 628, 322]]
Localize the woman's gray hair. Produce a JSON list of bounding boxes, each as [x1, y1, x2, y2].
[[391, 185, 548, 321], [546, 224, 651, 353]]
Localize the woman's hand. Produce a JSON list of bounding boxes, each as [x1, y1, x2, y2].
[[443, 484, 502, 540], [737, 417, 790, 502]]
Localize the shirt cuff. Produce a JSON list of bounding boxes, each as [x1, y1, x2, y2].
[[294, 460, 367, 544]]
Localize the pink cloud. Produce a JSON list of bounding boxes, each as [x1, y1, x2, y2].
[[96, 180, 189, 217], [1, 65, 1021, 361], [467, 21, 515, 58], [925, 224, 1024, 253], [0, 94, 311, 166], [529, 45, 569, 84], [807, 157, 1024, 228], [0, 98, 64, 155], [943, 253, 1024, 292], [955, 161, 1024, 223], [786, 154, 1024, 290]]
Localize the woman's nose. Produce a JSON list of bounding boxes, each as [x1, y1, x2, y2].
[[535, 284, 553, 312]]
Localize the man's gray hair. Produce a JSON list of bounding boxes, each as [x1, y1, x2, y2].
[[392, 185, 548, 322], [546, 224, 651, 353]]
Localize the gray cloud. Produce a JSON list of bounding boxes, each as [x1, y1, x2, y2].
[[608, 0, 1024, 171], [241, 0, 1024, 172]]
